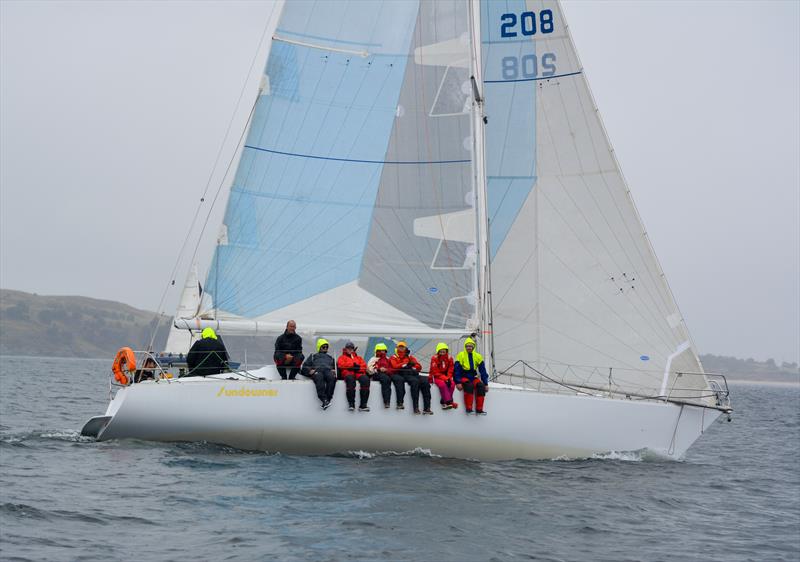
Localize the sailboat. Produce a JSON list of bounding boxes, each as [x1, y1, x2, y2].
[[82, 0, 732, 460]]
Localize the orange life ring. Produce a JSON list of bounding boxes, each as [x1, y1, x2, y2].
[[112, 347, 136, 386]]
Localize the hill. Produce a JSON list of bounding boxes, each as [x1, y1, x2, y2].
[[700, 354, 799, 385], [0, 289, 170, 358]]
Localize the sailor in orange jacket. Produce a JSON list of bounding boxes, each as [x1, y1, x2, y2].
[[389, 342, 432, 415], [337, 342, 370, 412]]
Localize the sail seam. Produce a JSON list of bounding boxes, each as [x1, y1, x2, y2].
[[484, 70, 582, 84]]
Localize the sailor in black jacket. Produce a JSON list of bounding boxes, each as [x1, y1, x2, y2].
[[301, 338, 337, 409], [273, 320, 304, 380], [186, 328, 229, 377]]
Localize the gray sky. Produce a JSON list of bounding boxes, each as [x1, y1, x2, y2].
[[1, 0, 798, 364]]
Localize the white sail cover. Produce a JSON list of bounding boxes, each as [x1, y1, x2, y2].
[[482, 0, 709, 402], [203, 0, 478, 337]]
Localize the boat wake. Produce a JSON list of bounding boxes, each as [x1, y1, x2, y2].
[[548, 449, 672, 463], [0, 429, 95, 446], [342, 448, 443, 460]]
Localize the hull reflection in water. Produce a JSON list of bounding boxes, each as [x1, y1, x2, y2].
[[83, 368, 721, 461]]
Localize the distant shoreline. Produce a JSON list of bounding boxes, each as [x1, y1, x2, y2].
[[726, 379, 800, 388]]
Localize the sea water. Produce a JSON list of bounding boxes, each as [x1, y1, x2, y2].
[[0, 356, 798, 561]]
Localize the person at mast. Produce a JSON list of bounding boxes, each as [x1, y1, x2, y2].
[[390, 342, 432, 415], [185, 327, 230, 377], [273, 320, 304, 380], [366, 343, 398, 409], [337, 342, 369, 412], [454, 337, 488, 415], [429, 343, 458, 410], [301, 338, 337, 410]]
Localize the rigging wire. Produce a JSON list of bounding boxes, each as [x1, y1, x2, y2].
[[144, 3, 277, 352]]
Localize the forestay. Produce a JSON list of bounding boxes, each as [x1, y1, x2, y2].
[[202, 0, 479, 337], [482, 0, 710, 404]]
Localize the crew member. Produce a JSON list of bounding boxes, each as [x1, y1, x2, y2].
[[367, 343, 397, 409], [337, 342, 369, 411], [390, 342, 432, 415], [429, 342, 457, 410], [273, 320, 304, 380], [186, 327, 230, 377], [454, 337, 488, 415], [301, 338, 337, 409]]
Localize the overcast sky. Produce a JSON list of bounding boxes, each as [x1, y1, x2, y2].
[[1, 0, 798, 364]]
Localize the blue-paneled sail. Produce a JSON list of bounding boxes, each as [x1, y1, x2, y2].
[[205, 0, 478, 335], [207, 1, 419, 317]]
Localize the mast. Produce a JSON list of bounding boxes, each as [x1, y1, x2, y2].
[[468, 0, 495, 377]]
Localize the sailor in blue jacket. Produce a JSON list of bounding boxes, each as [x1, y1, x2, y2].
[[454, 337, 489, 415]]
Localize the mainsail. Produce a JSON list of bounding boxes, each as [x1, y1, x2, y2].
[[177, 0, 710, 404], [202, 0, 479, 337]]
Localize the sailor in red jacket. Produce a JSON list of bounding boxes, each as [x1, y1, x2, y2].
[[367, 343, 400, 408], [337, 342, 369, 411], [429, 342, 458, 410], [389, 342, 432, 415]]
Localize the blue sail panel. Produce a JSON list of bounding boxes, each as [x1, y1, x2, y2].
[[481, 0, 537, 258], [206, 1, 420, 318]]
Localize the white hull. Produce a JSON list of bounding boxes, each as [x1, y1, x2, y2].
[[86, 368, 721, 461]]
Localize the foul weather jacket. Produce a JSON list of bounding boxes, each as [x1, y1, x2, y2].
[[337, 351, 367, 378], [454, 338, 488, 385], [186, 336, 229, 377], [367, 355, 392, 376], [301, 352, 336, 377], [389, 352, 421, 374], [429, 354, 454, 384], [273, 331, 303, 364]]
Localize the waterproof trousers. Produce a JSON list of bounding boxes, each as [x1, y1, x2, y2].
[[305, 369, 336, 404], [344, 374, 370, 408], [372, 372, 393, 405], [434, 378, 455, 404], [389, 373, 406, 406], [276, 354, 304, 380], [461, 378, 486, 412], [400, 371, 431, 411]]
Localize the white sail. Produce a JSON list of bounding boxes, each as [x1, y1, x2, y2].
[[163, 264, 202, 354], [480, 0, 709, 404]]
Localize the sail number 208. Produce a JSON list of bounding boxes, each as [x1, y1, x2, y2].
[[500, 10, 554, 37]]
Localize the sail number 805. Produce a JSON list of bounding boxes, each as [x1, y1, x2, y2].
[[500, 10, 554, 37]]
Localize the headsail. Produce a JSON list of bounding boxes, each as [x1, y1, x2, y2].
[[481, 0, 710, 403], [203, 0, 478, 337]]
